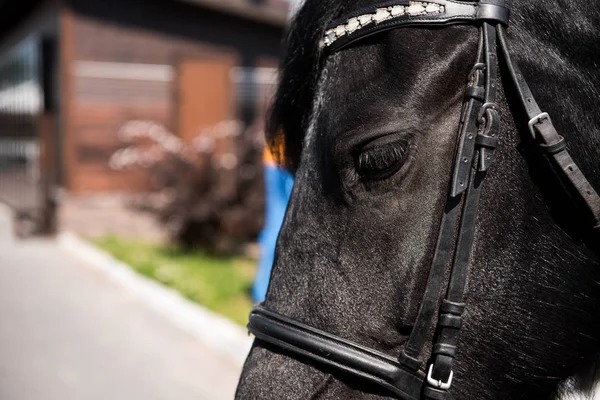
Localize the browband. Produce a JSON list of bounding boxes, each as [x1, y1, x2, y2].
[[322, 0, 510, 53]]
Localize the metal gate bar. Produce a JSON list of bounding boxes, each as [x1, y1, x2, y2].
[[0, 39, 43, 233]]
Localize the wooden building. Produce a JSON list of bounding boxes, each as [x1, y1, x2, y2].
[[0, 0, 287, 233]]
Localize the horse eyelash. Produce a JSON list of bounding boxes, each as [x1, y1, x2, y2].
[[357, 141, 409, 173]]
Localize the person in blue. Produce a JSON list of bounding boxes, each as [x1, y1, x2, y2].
[[251, 147, 294, 303]]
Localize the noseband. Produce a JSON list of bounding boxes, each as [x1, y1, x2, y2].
[[248, 1, 600, 399]]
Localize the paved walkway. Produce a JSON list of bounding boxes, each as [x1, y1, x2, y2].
[[0, 208, 242, 400], [60, 194, 168, 244]]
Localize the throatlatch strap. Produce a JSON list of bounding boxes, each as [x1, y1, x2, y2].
[[497, 26, 600, 230]]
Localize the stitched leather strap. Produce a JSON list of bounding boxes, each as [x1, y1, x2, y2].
[[399, 194, 463, 371], [497, 26, 600, 229], [400, 30, 486, 372], [426, 23, 501, 398], [249, 306, 425, 400]]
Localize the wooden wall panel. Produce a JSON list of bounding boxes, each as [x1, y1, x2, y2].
[[68, 12, 242, 193], [72, 13, 234, 65], [176, 57, 236, 143], [65, 0, 291, 193], [71, 103, 169, 192]]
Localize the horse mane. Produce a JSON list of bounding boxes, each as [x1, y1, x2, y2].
[[267, 0, 343, 172]]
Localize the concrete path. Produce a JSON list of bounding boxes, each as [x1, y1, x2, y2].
[[0, 208, 242, 400]]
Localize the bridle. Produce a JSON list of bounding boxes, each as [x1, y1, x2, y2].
[[247, 1, 600, 399]]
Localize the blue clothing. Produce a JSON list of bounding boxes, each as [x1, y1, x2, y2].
[[252, 165, 294, 303]]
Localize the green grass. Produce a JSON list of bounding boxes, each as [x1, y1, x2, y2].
[[92, 236, 256, 326]]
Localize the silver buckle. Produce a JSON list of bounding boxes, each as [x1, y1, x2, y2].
[[427, 364, 454, 390], [528, 112, 551, 138]]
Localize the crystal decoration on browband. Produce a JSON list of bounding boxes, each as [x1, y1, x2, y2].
[[323, 2, 445, 47]]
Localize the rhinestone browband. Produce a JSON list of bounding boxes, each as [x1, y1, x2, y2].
[[323, 2, 445, 47]]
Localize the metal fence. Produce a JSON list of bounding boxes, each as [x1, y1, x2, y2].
[[0, 39, 43, 228]]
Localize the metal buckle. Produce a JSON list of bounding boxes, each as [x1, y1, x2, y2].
[[528, 112, 551, 139], [477, 102, 498, 124], [427, 364, 454, 390], [468, 63, 486, 82]]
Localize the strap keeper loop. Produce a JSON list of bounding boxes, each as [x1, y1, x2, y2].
[[439, 314, 462, 329], [477, 1, 510, 25], [465, 86, 485, 101], [433, 343, 458, 357], [540, 136, 567, 155], [423, 386, 450, 400], [399, 350, 422, 371], [476, 133, 500, 149], [440, 300, 465, 315]]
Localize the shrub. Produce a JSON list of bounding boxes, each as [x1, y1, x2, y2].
[[110, 120, 265, 253]]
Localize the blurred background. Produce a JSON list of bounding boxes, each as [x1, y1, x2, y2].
[[0, 0, 298, 398]]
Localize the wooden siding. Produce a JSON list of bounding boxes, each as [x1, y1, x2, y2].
[[62, 0, 284, 193], [74, 62, 173, 106], [59, 7, 77, 192], [176, 57, 236, 143], [68, 11, 240, 192], [71, 104, 170, 192], [175, 0, 288, 26]]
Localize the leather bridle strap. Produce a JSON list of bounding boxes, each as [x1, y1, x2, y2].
[[497, 26, 600, 230], [399, 27, 487, 373], [249, 306, 425, 400], [424, 22, 501, 400]]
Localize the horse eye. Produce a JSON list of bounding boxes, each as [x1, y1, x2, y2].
[[356, 140, 409, 179]]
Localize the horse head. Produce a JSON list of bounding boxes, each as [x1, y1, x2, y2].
[[237, 1, 600, 398]]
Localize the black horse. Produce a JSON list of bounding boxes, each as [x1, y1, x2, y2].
[[236, 0, 600, 398]]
